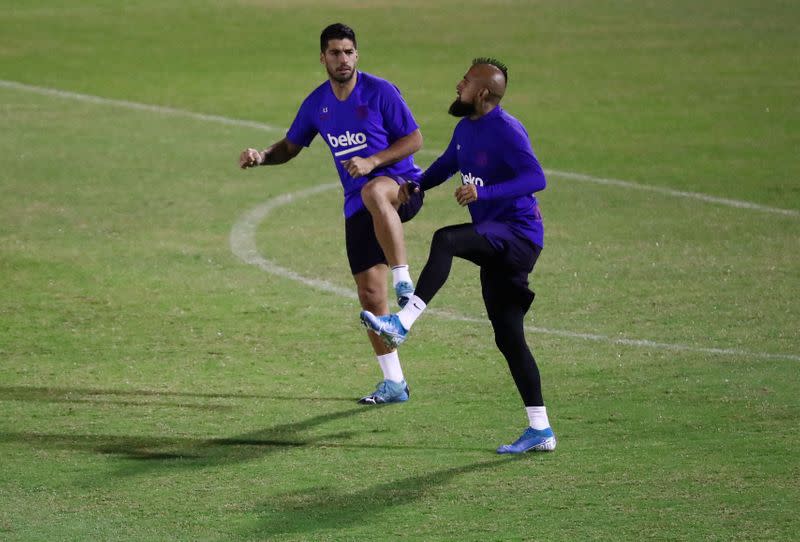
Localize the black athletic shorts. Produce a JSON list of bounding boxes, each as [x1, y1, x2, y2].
[[345, 183, 424, 275], [480, 237, 541, 313]]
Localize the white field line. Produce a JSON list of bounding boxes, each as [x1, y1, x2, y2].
[[2, 78, 798, 218], [4, 79, 797, 361], [0, 79, 284, 132], [229, 183, 359, 301], [547, 169, 800, 218], [230, 183, 800, 363]]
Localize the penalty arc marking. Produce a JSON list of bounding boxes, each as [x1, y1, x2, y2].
[[229, 184, 800, 363]]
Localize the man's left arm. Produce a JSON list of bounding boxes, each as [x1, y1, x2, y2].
[[475, 161, 545, 201], [476, 128, 546, 201], [341, 129, 422, 178]]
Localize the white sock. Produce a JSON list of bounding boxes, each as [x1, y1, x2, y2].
[[377, 351, 405, 383], [391, 264, 412, 287], [526, 406, 550, 430], [397, 294, 426, 330]]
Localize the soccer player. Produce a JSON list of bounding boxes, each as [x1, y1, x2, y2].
[[360, 58, 556, 453], [239, 23, 423, 405]]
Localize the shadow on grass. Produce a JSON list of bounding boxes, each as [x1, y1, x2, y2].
[[0, 407, 368, 465], [249, 457, 520, 538], [0, 385, 355, 409], [0, 404, 489, 479]]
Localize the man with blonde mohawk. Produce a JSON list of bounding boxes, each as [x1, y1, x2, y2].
[[361, 58, 556, 453]]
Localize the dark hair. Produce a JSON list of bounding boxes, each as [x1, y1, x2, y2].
[[320, 23, 357, 52], [472, 57, 508, 83]]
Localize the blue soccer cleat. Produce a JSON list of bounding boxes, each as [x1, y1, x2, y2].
[[496, 427, 557, 454], [394, 280, 414, 308], [360, 310, 409, 348], [357, 379, 410, 405]]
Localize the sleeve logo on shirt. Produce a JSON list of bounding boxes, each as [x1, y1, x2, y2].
[[461, 171, 485, 186], [326, 131, 368, 157]]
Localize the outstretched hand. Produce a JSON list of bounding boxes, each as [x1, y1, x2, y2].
[[455, 184, 478, 206], [239, 148, 262, 169]]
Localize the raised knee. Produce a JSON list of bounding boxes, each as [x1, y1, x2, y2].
[[431, 228, 454, 251], [361, 178, 394, 209], [360, 181, 380, 205]]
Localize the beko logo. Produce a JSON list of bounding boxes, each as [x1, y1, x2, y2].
[[461, 171, 485, 186], [327, 131, 367, 154]]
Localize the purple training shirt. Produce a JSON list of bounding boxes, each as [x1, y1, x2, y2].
[[286, 71, 423, 218], [419, 106, 546, 248]]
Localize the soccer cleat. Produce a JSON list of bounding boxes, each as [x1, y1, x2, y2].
[[357, 379, 410, 405], [496, 427, 557, 454], [360, 311, 409, 348], [395, 280, 414, 308]]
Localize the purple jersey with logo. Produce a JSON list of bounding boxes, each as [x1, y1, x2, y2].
[[286, 71, 423, 218], [419, 106, 546, 248]]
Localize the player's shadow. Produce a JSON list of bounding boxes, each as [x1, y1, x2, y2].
[[2, 406, 489, 475], [1, 385, 491, 483], [0, 407, 372, 474], [249, 457, 518, 538], [0, 385, 355, 409], [0, 403, 490, 480]]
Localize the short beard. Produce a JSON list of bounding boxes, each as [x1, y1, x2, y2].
[[448, 97, 475, 117], [327, 66, 355, 84]]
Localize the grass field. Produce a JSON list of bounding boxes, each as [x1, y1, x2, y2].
[[2, 1, 799, 540]]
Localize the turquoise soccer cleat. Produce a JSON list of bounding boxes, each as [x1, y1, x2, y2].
[[357, 379, 410, 405], [360, 310, 409, 348], [496, 427, 557, 454]]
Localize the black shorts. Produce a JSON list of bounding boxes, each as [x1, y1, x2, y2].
[[480, 237, 541, 314], [345, 188, 424, 275]]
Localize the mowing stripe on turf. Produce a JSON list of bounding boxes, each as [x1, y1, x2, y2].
[[5, 78, 797, 361], [2, 78, 798, 218], [230, 184, 800, 363]]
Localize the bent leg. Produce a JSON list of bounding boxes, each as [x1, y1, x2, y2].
[[353, 264, 394, 356], [361, 177, 407, 267], [414, 223, 496, 304]]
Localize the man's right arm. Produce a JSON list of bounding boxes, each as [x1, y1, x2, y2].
[[239, 138, 303, 169], [418, 135, 459, 191], [398, 139, 458, 203]]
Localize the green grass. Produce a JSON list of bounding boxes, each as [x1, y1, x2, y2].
[[1, 1, 799, 540]]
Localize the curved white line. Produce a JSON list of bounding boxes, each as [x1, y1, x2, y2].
[[230, 185, 800, 363], [2, 78, 797, 218], [229, 183, 357, 300]]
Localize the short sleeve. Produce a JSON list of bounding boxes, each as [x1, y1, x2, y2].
[[379, 83, 419, 141], [286, 94, 319, 147]]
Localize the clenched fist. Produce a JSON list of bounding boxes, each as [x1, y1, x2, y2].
[[455, 184, 478, 206], [239, 148, 263, 169]]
